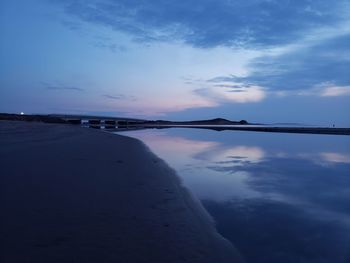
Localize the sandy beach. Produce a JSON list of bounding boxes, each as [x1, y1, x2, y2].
[[0, 121, 242, 263]]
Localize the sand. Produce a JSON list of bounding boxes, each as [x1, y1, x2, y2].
[[0, 121, 242, 263]]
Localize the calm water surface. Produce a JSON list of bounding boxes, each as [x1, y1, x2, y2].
[[118, 128, 350, 263]]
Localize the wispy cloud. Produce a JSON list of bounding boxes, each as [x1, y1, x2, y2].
[[208, 32, 350, 96], [320, 86, 350, 97], [44, 84, 84, 91], [186, 75, 266, 104], [58, 0, 349, 48], [294, 83, 350, 97], [92, 35, 127, 52], [194, 86, 265, 104], [61, 20, 82, 31], [93, 42, 126, 53], [103, 94, 136, 101]]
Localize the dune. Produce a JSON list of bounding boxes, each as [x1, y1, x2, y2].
[[0, 121, 242, 263]]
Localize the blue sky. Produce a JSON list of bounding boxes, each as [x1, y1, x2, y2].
[[1, 0, 349, 125]]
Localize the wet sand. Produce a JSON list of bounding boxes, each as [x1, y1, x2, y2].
[[0, 121, 242, 263]]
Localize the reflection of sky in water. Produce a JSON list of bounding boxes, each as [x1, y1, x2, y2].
[[118, 129, 350, 263]]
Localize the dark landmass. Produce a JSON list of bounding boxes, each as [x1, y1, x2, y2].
[[0, 113, 145, 124], [0, 114, 247, 126], [1, 113, 349, 135], [138, 118, 249, 126], [162, 125, 350, 135], [130, 117, 350, 135], [0, 113, 67, 123]]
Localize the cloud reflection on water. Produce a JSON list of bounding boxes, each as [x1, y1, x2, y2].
[[320, 152, 350, 164], [122, 129, 350, 206], [120, 129, 350, 262], [124, 130, 263, 201], [194, 145, 265, 165]]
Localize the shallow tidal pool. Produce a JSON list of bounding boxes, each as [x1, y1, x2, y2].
[[118, 128, 350, 263]]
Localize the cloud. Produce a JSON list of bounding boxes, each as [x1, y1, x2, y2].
[[320, 86, 350, 97], [209, 33, 350, 95], [93, 42, 126, 52], [103, 94, 136, 100], [57, 0, 349, 48], [92, 36, 127, 52], [61, 20, 82, 31], [270, 83, 350, 97], [54, 0, 350, 101], [194, 85, 265, 103], [45, 85, 84, 91], [192, 76, 266, 104]]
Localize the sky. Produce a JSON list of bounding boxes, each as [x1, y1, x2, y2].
[[0, 0, 349, 126]]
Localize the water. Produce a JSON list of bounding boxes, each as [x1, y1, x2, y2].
[[117, 128, 350, 263]]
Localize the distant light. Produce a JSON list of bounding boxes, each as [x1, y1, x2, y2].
[[20, 112, 24, 115]]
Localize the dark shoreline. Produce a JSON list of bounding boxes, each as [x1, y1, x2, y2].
[[1, 113, 349, 135], [137, 125, 350, 135]]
